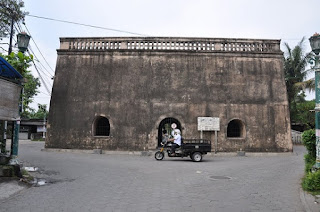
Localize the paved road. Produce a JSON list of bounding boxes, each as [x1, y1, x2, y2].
[[0, 141, 309, 211]]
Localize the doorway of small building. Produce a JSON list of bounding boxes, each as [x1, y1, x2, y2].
[[158, 117, 182, 147]]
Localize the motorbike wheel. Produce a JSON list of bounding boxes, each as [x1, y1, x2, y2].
[[191, 152, 202, 162], [155, 151, 164, 160]]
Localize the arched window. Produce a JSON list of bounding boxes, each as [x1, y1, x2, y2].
[[94, 116, 110, 136], [158, 117, 182, 147], [227, 119, 245, 138]]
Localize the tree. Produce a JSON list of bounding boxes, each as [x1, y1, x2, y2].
[[291, 99, 315, 130], [0, 52, 40, 117], [27, 104, 48, 119], [0, 0, 27, 38], [283, 38, 313, 122]]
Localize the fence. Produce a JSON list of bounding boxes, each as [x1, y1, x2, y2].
[[291, 130, 302, 145]]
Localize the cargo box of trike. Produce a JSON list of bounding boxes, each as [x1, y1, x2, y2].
[[182, 139, 211, 154]]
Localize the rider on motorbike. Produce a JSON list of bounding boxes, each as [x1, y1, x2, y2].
[[168, 129, 181, 155]]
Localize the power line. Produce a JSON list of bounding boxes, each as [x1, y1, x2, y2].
[[14, 25, 20, 34], [33, 64, 54, 87], [33, 58, 54, 79], [281, 38, 304, 41], [38, 91, 51, 96], [0, 47, 8, 52], [13, 23, 54, 98], [16, 22, 22, 33], [7, 25, 53, 94], [23, 24, 55, 74], [19, 24, 55, 78], [26, 14, 148, 37], [24, 42, 54, 88], [28, 44, 54, 78], [27, 51, 52, 95], [33, 65, 53, 87]]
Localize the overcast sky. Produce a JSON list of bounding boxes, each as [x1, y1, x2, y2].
[[2, 0, 320, 110]]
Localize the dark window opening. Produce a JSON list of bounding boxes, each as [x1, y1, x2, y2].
[[227, 119, 244, 138], [95, 117, 110, 136]]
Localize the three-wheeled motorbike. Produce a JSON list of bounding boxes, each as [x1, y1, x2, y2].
[[154, 138, 211, 162]]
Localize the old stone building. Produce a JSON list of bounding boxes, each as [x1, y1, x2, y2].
[[46, 37, 292, 152]]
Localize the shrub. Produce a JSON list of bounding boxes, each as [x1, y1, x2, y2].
[[304, 154, 316, 173], [302, 129, 316, 174], [302, 170, 320, 192], [301, 129, 320, 193], [302, 129, 316, 158]]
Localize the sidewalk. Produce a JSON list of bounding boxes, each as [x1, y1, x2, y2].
[[300, 188, 320, 212], [0, 178, 28, 202]]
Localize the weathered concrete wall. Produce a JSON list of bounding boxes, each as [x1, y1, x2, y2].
[[0, 78, 22, 121], [46, 37, 292, 152]]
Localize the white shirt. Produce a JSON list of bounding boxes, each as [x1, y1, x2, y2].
[[174, 134, 181, 146]]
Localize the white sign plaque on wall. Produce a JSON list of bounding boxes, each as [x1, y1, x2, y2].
[[197, 117, 220, 131]]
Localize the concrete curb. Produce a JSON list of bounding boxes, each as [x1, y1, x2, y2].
[[208, 152, 293, 157], [299, 187, 320, 212], [300, 188, 312, 212], [41, 148, 153, 156], [0, 179, 28, 202], [42, 148, 293, 157]]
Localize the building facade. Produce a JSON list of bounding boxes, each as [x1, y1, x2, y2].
[[0, 56, 23, 155], [0, 57, 22, 121], [46, 37, 292, 152]]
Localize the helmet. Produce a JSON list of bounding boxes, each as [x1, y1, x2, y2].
[[174, 129, 181, 135]]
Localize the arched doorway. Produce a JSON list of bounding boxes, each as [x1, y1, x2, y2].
[[158, 117, 182, 147], [227, 119, 245, 138], [93, 116, 110, 136]]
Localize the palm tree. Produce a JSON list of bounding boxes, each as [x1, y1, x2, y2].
[[283, 37, 314, 122]]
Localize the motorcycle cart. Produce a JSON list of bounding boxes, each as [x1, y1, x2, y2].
[[154, 139, 211, 162]]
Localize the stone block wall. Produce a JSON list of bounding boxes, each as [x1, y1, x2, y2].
[[46, 37, 292, 152]]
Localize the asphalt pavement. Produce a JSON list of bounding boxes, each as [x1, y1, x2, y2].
[[0, 140, 319, 212]]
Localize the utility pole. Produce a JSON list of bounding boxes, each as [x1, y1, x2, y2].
[[8, 15, 20, 157], [8, 17, 14, 55]]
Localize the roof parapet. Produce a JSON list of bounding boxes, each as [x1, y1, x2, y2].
[[59, 37, 281, 53]]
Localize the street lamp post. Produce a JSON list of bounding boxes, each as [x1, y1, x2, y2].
[[10, 32, 31, 157], [309, 33, 320, 169]]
